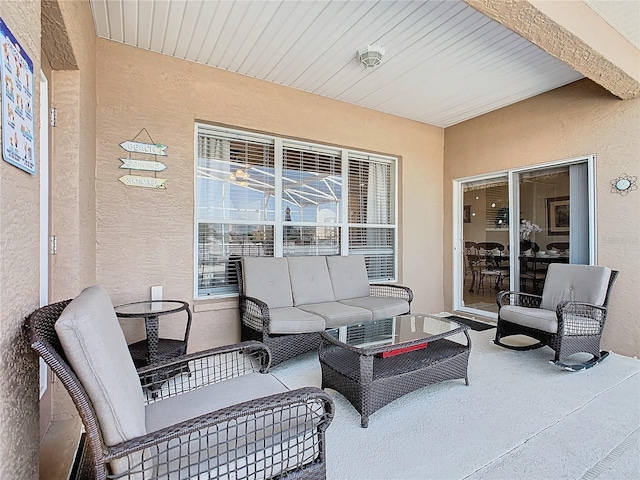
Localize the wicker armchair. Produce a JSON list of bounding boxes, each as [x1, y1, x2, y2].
[[26, 286, 334, 479], [494, 264, 618, 371], [236, 257, 413, 366]]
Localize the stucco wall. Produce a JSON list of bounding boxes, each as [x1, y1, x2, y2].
[[47, 0, 97, 423], [95, 39, 444, 352], [444, 79, 640, 357], [0, 2, 41, 479]]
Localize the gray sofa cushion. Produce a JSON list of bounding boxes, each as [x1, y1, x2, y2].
[[287, 256, 335, 306], [299, 302, 372, 328], [242, 257, 293, 308], [268, 307, 326, 334], [55, 285, 146, 447], [339, 296, 409, 321], [541, 264, 611, 312], [500, 305, 558, 333], [327, 255, 370, 300]]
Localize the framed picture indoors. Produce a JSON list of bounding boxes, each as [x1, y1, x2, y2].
[[463, 205, 471, 223], [546, 196, 569, 235]]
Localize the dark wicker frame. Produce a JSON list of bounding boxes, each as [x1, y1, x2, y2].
[[25, 300, 334, 479], [494, 270, 618, 370], [235, 260, 414, 366], [319, 320, 471, 427]]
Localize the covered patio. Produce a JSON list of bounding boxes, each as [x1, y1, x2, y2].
[[1, 1, 638, 479]]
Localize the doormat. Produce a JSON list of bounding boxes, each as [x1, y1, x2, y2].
[[445, 315, 495, 331]]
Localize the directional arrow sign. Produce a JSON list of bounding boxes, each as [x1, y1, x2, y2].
[[119, 175, 166, 189], [120, 141, 168, 156], [119, 158, 167, 172]]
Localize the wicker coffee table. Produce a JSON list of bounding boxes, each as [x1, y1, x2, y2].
[[319, 314, 471, 427]]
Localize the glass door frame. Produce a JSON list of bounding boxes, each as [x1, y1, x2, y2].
[[453, 155, 597, 318]]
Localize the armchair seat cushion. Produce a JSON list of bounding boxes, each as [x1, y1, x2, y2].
[[299, 302, 372, 328], [268, 307, 326, 334], [147, 373, 322, 479], [146, 372, 289, 432], [339, 296, 409, 321], [499, 305, 558, 333]]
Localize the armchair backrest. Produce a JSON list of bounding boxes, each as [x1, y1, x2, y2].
[[25, 286, 147, 478], [541, 264, 613, 311], [54, 285, 146, 447]]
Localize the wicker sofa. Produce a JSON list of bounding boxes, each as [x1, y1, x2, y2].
[[237, 255, 413, 365], [26, 285, 334, 479]]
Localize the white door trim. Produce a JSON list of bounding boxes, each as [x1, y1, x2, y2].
[[39, 70, 49, 398]]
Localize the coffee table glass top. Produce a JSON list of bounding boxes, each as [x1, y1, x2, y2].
[[324, 314, 466, 351]]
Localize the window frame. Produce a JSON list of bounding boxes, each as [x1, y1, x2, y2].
[[194, 123, 399, 299]]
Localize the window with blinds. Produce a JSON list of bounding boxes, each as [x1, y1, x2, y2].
[[195, 124, 397, 297], [484, 184, 509, 229]]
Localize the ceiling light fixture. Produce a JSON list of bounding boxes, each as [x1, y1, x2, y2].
[[357, 44, 385, 68]]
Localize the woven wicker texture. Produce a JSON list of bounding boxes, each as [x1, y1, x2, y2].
[[495, 270, 618, 369], [319, 320, 471, 427], [25, 300, 334, 479]]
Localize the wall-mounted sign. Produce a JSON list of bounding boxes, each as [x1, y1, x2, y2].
[[119, 158, 167, 172], [119, 175, 166, 189], [118, 128, 169, 189], [1, 18, 35, 175], [120, 141, 168, 156]]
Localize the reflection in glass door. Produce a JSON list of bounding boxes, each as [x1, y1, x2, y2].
[[518, 163, 588, 294], [461, 177, 510, 315]]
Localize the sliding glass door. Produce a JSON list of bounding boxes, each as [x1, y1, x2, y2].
[[454, 156, 595, 317], [460, 177, 510, 314]]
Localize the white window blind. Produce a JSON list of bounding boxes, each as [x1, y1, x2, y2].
[[195, 124, 397, 297]]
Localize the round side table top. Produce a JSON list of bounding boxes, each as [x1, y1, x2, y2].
[[114, 300, 189, 317]]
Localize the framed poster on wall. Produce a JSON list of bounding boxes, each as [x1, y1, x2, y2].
[[1, 17, 36, 175], [546, 196, 570, 235]]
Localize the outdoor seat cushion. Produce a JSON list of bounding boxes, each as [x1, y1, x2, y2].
[[146, 372, 289, 432], [499, 305, 558, 333], [327, 255, 370, 300], [541, 264, 611, 311], [287, 256, 335, 305], [268, 307, 326, 334], [55, 285, 146, 447], [242, 257, 294, 308], [339, 296, 409, 321], [299, 302, 372, 328], [146, 373, 320, 479]]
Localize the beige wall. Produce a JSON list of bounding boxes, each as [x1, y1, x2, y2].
[[0, 2, 41, 479], [444, 79, 640, 357], [47, 0, 97, 424], [95, 39, 444, 352]]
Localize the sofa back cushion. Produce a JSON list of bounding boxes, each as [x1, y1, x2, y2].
[[327, 255, 370, 300], [242, 257, 293, 308], [288, 256, 335, 306], [55, 285, 146, 447], [541, 264, 612, 311]]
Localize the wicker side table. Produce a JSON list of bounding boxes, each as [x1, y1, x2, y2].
[[319, 315, 471, 427], [115, 300, 192, 392]]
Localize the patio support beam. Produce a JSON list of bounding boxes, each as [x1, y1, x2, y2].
[[465, 0, 640, 99]]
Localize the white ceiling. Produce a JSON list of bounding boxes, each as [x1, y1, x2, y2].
[[584, 0, 640, 50], [88, 0, 591, 127]]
